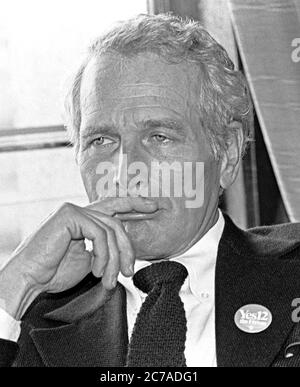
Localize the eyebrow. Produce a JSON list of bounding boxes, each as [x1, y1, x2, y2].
[[142, 119, 186, 133], [80, 125, 116, 140]]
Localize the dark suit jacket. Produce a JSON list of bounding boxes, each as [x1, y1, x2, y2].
[[2, 214, 300, 367]]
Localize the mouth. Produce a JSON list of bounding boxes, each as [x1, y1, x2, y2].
[[114, 209, 163, 221]]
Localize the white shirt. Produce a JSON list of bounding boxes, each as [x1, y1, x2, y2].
[[118, 210, 225, 367], [0, 308, 21, 342], [0, 211, 225, 367]]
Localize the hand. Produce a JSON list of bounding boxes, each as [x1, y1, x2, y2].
[[0, 197, 158, 319]]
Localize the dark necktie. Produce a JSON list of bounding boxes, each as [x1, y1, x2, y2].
[[126, 261, 188, 367]]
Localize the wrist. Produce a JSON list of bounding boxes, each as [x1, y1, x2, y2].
[[0, 260, 42, 320]]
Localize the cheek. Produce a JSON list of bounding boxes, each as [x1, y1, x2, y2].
[[203, 159, 222, 196], [79, 155, 101, 199], [165, 199, 202, 238]]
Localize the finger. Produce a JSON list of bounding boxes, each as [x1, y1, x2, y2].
[[85, 209, 135, 277], [82, 212, 121, 290], [128, 197, 159, 213], [101, 226, 120, 290], [66, 207, 109, 278], [86, 197, 158, 216], [100, 216, 135, 277], [82, 224, 108, 279]]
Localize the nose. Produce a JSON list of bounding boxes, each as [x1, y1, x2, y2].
[[113, 143, 149, 197], [113, 146, 127, 195]]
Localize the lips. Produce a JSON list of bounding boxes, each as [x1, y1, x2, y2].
[[114, 209, 162, 221]]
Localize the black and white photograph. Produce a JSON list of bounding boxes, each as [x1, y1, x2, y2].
[[0, 0, 300, 370]]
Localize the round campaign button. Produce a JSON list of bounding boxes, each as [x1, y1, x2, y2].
[[234, 304, 273, 334]]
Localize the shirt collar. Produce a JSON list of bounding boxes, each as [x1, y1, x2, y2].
[[118, 210, 225, 302]]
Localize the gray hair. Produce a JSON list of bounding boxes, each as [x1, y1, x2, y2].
[[65, 13, 253, 157]]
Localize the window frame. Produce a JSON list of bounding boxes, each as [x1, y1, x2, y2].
[[0, 126, 70, 152], [0, 1, 151, 153]]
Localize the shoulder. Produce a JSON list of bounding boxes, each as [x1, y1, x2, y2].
[[222, 214, 300, 259], [248, 222, 300, 242]]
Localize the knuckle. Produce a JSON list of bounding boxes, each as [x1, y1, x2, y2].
[[51, 203, 76, 226], [106, 228, 116, 241], [59, 202, 76, 215]]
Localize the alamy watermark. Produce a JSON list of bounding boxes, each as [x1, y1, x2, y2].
[[291, 38, 300, 63], [292, 298, 300, 323], [95, 155, 205, 209]]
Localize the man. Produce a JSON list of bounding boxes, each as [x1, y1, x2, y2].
[[1, 14, 300, 368]]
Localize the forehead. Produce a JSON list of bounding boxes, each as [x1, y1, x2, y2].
[[80, 52, 201, 117]]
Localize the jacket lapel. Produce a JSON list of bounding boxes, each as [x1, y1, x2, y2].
[[30, 282, 128, 367], [216, 215, 300, 367]]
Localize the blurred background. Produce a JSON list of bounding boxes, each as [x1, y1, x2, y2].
[[0, 0, 299, 265]]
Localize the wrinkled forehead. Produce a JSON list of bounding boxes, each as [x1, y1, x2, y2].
[[80, 52, 201, 114]]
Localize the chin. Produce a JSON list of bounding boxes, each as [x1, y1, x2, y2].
[[122, 220, 174, 260]]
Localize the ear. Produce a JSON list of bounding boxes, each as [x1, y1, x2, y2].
[[220, 121, 244, 190]]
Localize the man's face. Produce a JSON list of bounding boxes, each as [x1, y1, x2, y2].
[[78, 53, 222, 260]]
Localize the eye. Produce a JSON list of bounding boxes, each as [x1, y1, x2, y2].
[[92, 137, 114, 147], [151, 134, 171, 144]]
